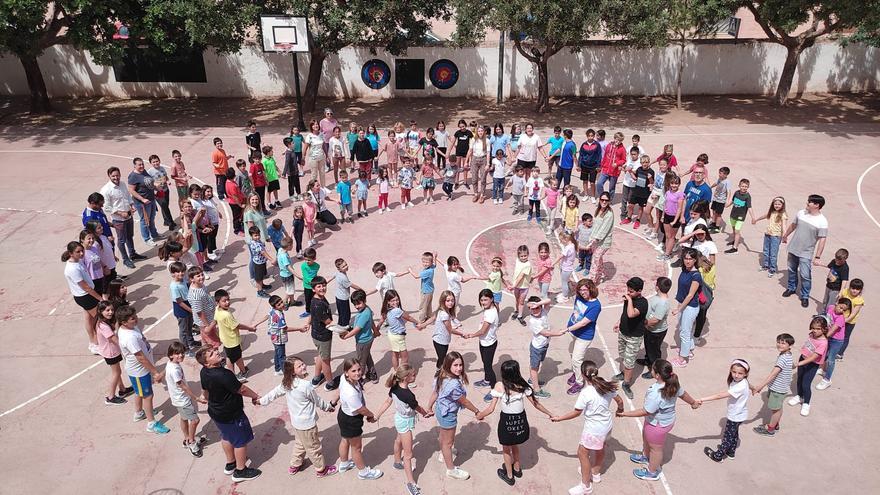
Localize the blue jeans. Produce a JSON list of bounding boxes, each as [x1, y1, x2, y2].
[[596, 173, 618, 201], [492, 178, 505, 200], [786, 253, 812, 300], [762, 234, 782, 272], [111, 217, 136, 261], [839, 323, 855, 357], [577, 248, 592, 273], [823, 338, 845, 379], [556, 167, 572, 188], [273, 344, 286, 372], [133, 200, 160, 242], [678, 304, 700, 359]]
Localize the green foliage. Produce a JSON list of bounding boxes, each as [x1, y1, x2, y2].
[[604, 0, 737, 47], [744, 0, 879, 44]]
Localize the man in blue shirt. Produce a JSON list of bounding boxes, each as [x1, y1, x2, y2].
[[683, 166, 712, 220]]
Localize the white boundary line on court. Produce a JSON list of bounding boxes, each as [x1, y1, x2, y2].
[[856, 161, 880, 230], [0, 149, 232, 420]]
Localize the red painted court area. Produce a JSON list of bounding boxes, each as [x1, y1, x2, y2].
[[0, 97, 879, 495]]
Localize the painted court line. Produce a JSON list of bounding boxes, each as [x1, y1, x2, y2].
[[0, 149, 232, 420], [856, 160, 880, 230]]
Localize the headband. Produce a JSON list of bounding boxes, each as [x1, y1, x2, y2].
[[731, 359, 750, 371]]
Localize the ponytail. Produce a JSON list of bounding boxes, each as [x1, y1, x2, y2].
[[61, 241, 82, 262], [581, 360, 617, 395], [385, 364, 414, 388], [652, 359, 680, 399]]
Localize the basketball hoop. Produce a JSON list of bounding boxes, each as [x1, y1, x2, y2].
[[275, 42, 295, 54]]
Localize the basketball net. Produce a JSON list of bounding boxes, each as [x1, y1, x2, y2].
[[275, 42, 294, 54]]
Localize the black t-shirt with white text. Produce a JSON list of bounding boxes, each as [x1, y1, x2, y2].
[[453, 130, 473, 157]]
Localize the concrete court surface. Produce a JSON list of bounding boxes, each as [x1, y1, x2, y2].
[[0, 95, 878, 495]]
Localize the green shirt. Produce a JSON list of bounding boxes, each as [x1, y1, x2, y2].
[[263, 156, 279, 182], [301, 261, 320, 289], [243, 209, 268, 241]]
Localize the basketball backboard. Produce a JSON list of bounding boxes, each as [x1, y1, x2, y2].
[[259, 15, 309, 53]]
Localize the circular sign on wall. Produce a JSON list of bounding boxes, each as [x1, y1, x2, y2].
[[361, 59, 391, 90], [429, 59, 459, 90]]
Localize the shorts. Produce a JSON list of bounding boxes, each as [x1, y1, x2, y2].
[[729, 217, 745, 231], [394, 414, 416, 433], [421, 177, 436, 189], [710, 201, 725, 215], [493, 292, 502, 303], [313, 338, 332, 360], [580, 167, 598, 182], [629, 195, 648, 207], [130, 374, 153, 398], [768, 390, 786, 410], [435, 405, 458, 429], [339, 202, 353, 215], [517, 159, 537, 170], [253, 262, 267, 282], [176, 402, 199, 421], [662, 213, 681, 228], [268, 179, 280, 192], [648, 191, 665, 210], [104, 354, 122, 366], [338, 409, 365, 438], [388, 333, 407, 352], [617, 333, 643, 369], [74, 293, 100, 311], [215, 414, 255, 448], [529, 343, 548, 370], [281, 275, 296, 295], [224, 344, 243, 364], [513, 287, 529, 301], [644, 421, 673, 445], [579, 430, 608, 450]]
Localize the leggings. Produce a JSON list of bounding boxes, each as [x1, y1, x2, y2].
[[716, 420, 741, 457], [207, 223, 218, 253], [479, 342, 498, 385], [255, 186, 267, 211], [292, 219, 304, 252], [795, 356, 820, 404], [378, 192, 389, 209], [287, 172, 302, 197], [529, 199, 541, 217], [694, 286, 714, 338], [400, 188, 411, 204], [433, 340, 449, 369], [442, 182, 454, 198], [437, 148, 447, 168], [560, 269, 573, 298]]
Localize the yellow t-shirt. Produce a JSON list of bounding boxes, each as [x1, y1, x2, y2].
[[840, 288, 864, 323], [765, 211, 788, 237], [215, 308, 241, 348], [563, 206, 579, 231], [700, 264, 717, 290], [514, 259, 532, 288], [486, 271, 503, 293]]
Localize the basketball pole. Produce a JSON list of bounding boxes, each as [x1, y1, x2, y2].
[[497, 31, 504, 104], [292, 52, 306, 131]]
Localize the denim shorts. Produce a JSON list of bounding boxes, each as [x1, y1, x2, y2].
[[493, 292, 502, 303], [529, 343, 548, 370], [435, 405, 458, 429]]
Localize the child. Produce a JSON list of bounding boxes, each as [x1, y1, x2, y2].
[[245, 120, 261, 158], [336, 170, 354, 224], [753, 196, 788, 276], [408, 252, 438, 323], [816, 297, 852, 389], [329, 126, 346, 184], [660, 176, 685, 262], [347, 122, 360, 169], [169, 262, 197, 352], [464, 289, 502, 402], [377, 168, 391, 213], [526, 296, 565, 397], [214, 289, 258, 380], [95, 301, 133, 405], [557, 231, 577, 303], [525, 167, 545, 222], [254, 296, 299, 375], [751, 333, 795, 436], [427, 351, 482, 480], [116, 305, 170, 434], [575, 213, 594, 274], [644, 161, 670, 240], [624, 154, 654, 229], [342, 289, 379, 383], [329, 257, 363, 328], [837, 278, 865, 359], [367, 261, 407, 300], [248, 226, 276, 299], [652, 144, 678, 171], [235, 158, 255, 198], [82, 192, 114, 245], [533, 242, 555, 300], [291, 206, 306, 257], [512, 245, 533, 325], [170, 150, 191, 202], [375, 365, 433, 495], [577, 129, 602, 202], [187, 266, 220, 348], [561, 194, 580, 234], [638, 277, 672, 377], [551, 361, 624, 495], [619, 146, 641, 220], [165, 341, 206, 457], [258, 356, 339, 477], [378, 130, 400, 187], [249, 153, 269, 215], [546, 125, 564, 176], [510, 166, 526, 215], [724, 179, 754, 254], [443, 256, 481, 303], [787, 316, 829, 416], [709, 167, 731, 233], [490, 149, 507, 204], [697, 359, 751, 462], [420, 153, 437, 203], [380, 289, 423, 369], [262, 145, 282, 209], [303, 276, 337, 390], [298, 247, 320, 317], [107, 278, 129, 309], [478, 360, 554, 486], [822, 248, 850, 309], [398, 163, 415, 209], [442, 155, 457, 201], [422, 290, 465, 371], [354, 170, 370, 217], [613, 277, 649, 399], [336, 358, 384, 480], [545, 178, 561, 233], [485, 256, 512, 306], [277, 237, 303, 309], [211, 137, 234, 201], [302, 194, 318, 247], [267, 219, 288, 252], [282, 136, 303, 201]]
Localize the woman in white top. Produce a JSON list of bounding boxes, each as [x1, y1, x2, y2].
[[476, 360, 553, 486], [464, 289, 501, 402], [336, 358, 383, 480], [515, 123, 547, 173], [302, 120, 327, 187], [466, 125, 490, 203], [62, 241, 103, 354]]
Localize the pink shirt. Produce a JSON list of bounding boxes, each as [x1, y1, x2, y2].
[[383, 141, 399, 164], [537, 257, 554, 284], [319, 118, 338, 141], [546, 188, 561, 209], [303, 202, 317, 225], [170, 162, 189, 186], [96, 321, 121, 359], [801, 336, 828, 365], [664, 190, 685, 216], [825, 305, 846, 340]]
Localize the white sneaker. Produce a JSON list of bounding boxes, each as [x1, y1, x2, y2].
[[357, 467, 383, 480], [338, 460, 356, 472], [592, 473, 601, 483], [569, 482, 593, 495], [378, 209, 384, 215], [407, 202, 414, 208], [817, 368, 824, 376], [274, 370, 283, 376], [446, 467, 470, 480], [787, 395, 802, 406], [207, 253, 219, 262], [815, 379, 831, 390], [400, 204, 406, 210], [145, 239, 158, 247], [308, 239, 317, 247], [591, 197, 598, 204], [800, 403, 811, 416], [88, 343, 100, 355]]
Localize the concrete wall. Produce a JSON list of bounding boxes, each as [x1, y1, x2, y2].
[[0, 41, 876, 99]]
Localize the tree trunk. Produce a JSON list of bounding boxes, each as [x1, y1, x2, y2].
[[676, 41, 685, 110], [302, 48, 326, 114], [20, 54, 52, 113], [535, 58, 551, 113], [774, 44, 801, 107]]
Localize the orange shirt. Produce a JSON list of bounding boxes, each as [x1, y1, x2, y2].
[[211, 149, 229, 175]]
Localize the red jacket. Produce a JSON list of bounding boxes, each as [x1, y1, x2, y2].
[[600, 141, 627, 177]]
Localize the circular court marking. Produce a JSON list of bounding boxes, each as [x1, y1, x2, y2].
[[857, 160, 880, 230]]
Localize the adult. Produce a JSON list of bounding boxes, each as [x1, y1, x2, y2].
[[682, 165, 712, 222], [587, 192, 615, 284], [515, 123, 546, 173], [146, 154, 177, 230], [563, 279, 602, 395], [127, 157, 162, 247], [302, 120, 327, 187], [101, 166, 145, 268], [467, 126, 490, 203], [596, 131, 627, 201], [318, 108, 338, 169], [670, 248, 703, 368], [307, 179, 339, 226], [197, 346, 262, 482], [62, 241, 102, 354], [782, 194, 828, 308], [613, 277, 648, 399]]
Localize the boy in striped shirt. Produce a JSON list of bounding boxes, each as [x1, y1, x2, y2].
[[750, 333, 795, 436]]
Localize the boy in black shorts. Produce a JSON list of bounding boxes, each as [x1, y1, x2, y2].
[[709, 166, 731, 233], [624, 154, 655, 230]]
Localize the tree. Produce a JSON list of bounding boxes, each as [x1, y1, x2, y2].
[[744, 1, 880, 106], [0, 1, 258, 113], [605, 0, 737, 109], [451, 1, 603, 113], [261, 1, 451, 113]]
